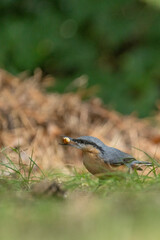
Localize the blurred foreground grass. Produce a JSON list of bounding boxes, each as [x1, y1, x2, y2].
[[1, 170, 160, 240]]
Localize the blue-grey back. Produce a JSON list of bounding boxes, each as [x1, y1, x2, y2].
[[101, 145, 135, 164]]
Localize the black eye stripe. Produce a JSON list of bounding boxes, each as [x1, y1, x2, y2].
[[73, 139, 104, 154], [75, 139, 83, 144], [74, 139, 92, 145]]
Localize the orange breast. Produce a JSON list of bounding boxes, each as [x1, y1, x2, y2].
[[82, 151, 126, 178]]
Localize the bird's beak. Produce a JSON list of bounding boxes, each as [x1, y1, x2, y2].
[[59, 136, 78, 147]]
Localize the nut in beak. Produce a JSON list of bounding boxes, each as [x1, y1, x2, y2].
[[62, 137, 71, 144]]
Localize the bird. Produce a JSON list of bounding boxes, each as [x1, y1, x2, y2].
[[60, 136, 152, 178]]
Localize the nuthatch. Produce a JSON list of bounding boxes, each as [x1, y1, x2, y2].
[[61, 136, 152, 178]]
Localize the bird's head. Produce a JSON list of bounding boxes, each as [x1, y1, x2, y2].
[[60, 136, 105, 154]]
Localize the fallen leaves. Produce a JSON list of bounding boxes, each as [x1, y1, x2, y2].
[[0, 68, 160, 175]]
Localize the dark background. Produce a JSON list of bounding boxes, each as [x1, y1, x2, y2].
[[0, 0, 160, 117]]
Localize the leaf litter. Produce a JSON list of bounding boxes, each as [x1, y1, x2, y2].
[[0, 68, 160, 177]]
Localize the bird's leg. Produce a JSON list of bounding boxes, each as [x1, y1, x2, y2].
[[128, 167, 133, 174]]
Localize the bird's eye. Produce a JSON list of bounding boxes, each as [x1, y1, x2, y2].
[[78, 140, 84, 144]]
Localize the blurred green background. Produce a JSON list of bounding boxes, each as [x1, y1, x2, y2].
[[0, 0, 160, 117]]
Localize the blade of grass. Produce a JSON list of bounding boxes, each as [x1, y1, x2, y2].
[[132, 146, 160, 167], [0, 151, 18, 170], [11, 147, 27, 178], [28, 150, 36, 181], [0, 162, 26, 181], [28, 156, 45, 178]]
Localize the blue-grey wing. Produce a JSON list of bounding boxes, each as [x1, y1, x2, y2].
[[101, 147, 135, 165]]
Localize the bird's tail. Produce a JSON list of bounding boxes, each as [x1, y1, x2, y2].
[[131, 160, 152, 171], [135, 161, 152, 166]]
